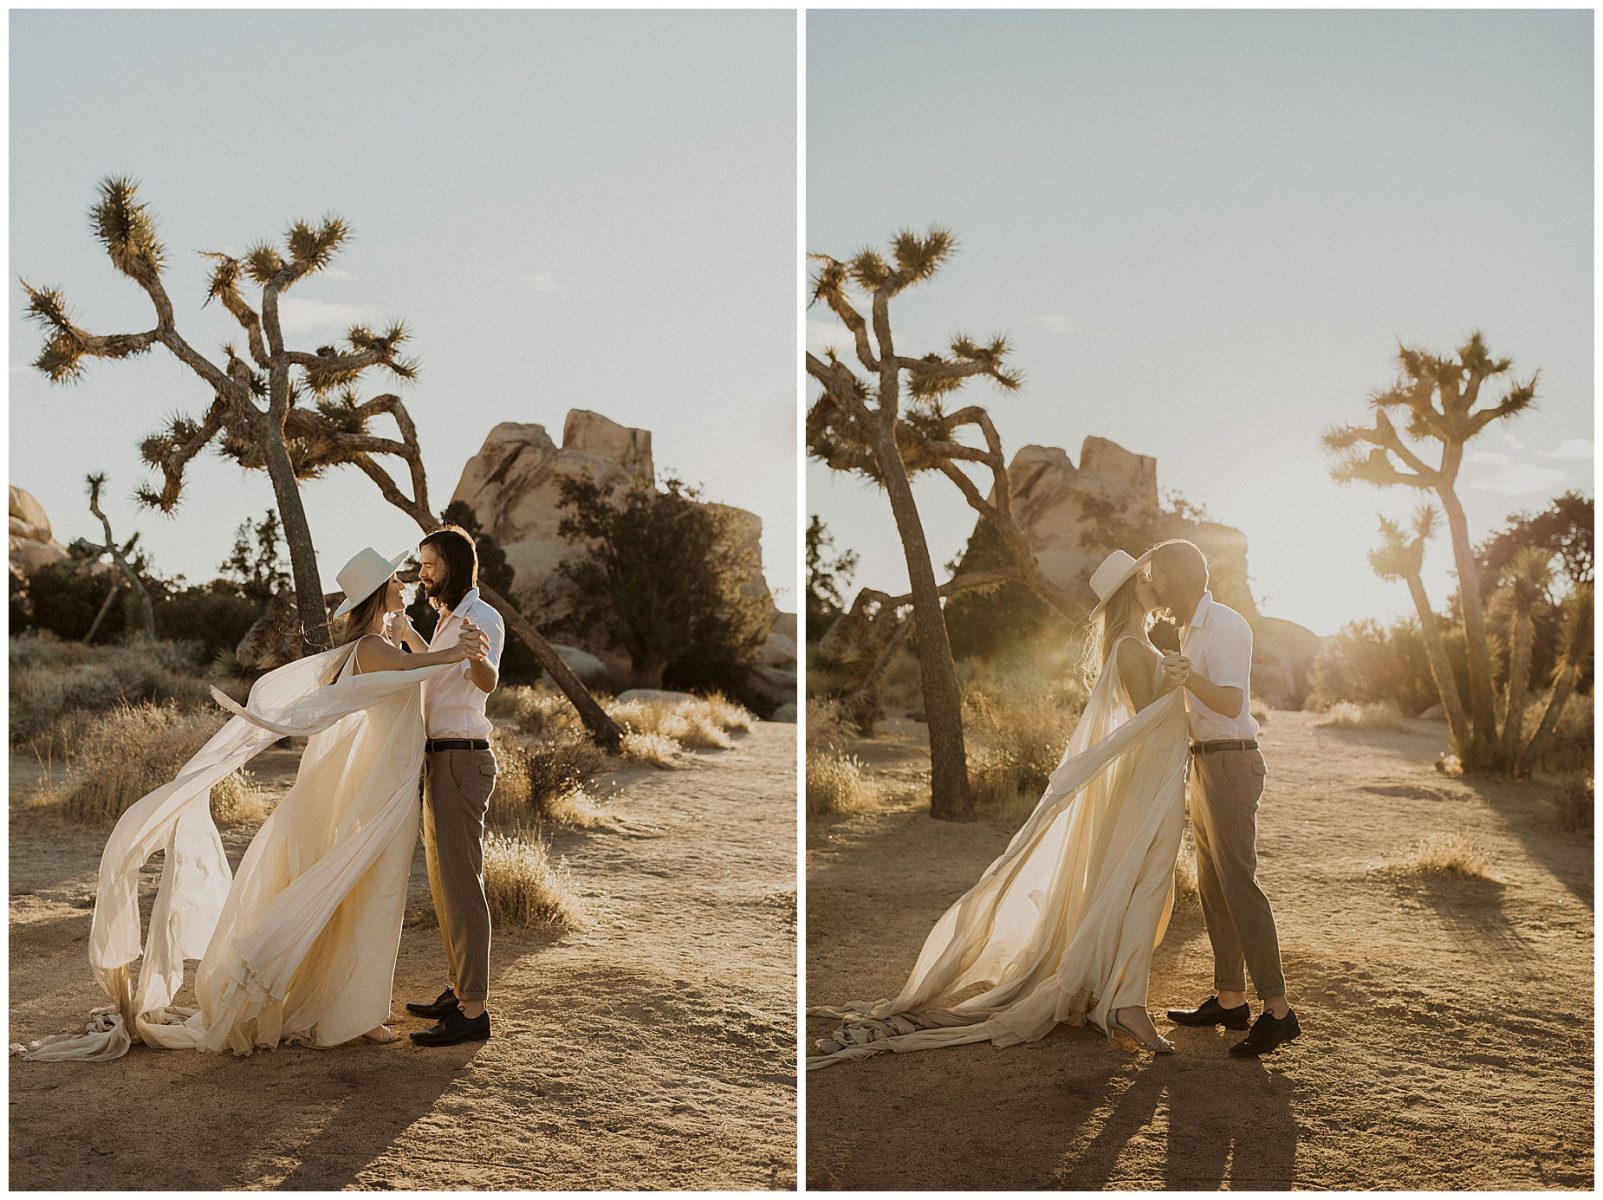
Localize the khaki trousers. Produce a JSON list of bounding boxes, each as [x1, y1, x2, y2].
[[423, 748, 497, 1003], [1189, 746, 1286, 1000]]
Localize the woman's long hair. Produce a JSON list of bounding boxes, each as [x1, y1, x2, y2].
[[314, 585, 392, 684], [1078, 575, 1150, 690]]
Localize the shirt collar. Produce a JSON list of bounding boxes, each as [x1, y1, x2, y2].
[[442, 586, 480, 622], [1181, 590, 1214, 645]]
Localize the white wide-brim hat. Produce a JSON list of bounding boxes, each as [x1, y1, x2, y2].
[[1088, 548, 1154, 617], [331, 546, 412, 619]]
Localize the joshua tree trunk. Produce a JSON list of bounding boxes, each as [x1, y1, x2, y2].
[[83, 576, 124, 644], [1501, 609, 1535, 765], [1401, 572, 1472, 753], [1439, 490, 1501, 769], [871, 422, 972, 821], [260, 439, 331, 654], [85, 477, 154, 639], [1518, 676, 1579, 778]]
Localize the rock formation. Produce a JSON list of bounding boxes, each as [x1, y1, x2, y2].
[[959, 436, 1321, 706], [450, 409, 795, 711], [9, 486, 69, 573]]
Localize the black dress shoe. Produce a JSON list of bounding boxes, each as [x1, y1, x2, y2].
[[410, 1008, 491, 1047], [1166, 994, 1252, 1029], [1229, 1008, 1301, 1057], [405, 987, 460, 1020]]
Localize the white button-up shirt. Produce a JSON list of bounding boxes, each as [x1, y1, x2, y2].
[[1179, 590, 1260, 742], [423, 587, 505, 739]]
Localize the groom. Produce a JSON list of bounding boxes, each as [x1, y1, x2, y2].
[[388, 524, 505, 1046], [1145, 539, 1301, 1057]]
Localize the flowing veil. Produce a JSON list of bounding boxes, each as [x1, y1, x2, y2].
[[16, 643, 455, 1061], [808, 634, 1191, 1068]]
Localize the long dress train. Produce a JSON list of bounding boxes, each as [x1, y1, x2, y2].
[[17, 642, 455, 1061], [808, 634, 1190, 1069]]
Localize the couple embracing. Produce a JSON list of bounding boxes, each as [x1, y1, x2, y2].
[[810, 539, 1302, 1068], [22, 525, 507, 1060]]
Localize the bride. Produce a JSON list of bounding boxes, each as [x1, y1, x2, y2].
[[19, 546, 486, 1060], [809, 548, 1194, 1068]]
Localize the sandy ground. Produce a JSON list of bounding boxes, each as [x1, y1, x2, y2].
[[10, 723, 797, 1190], [806, 710, 1593, 1190]]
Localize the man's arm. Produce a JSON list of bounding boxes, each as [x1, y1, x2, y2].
[[1170, 615, 1251, 719], [466, 606, 504, 694]]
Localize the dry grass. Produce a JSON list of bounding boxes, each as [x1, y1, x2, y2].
[[481, 829, 581, 929], [1554, 774, 1593, 833], [621, 731, 682, 768], [806, 749, 875, 816], [10, 633, 251, 756], [1384, 831, 1492, 880], [488, 729, 612, 830], [961, 656, 1085, 808], [487, 684, 582, 738], [50, 701, 264, 826], [805, 697, 850, 754], [1318, 701, 1408, 732], [490, 683, 755, 771], [1251, 699, 1271, 726]]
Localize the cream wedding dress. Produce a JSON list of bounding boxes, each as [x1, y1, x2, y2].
[[808, 635, 1191, 1069], [19, 641, 454, 1061]]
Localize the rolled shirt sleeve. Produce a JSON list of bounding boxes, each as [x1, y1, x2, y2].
[[475, 599, 505, 671], [1207, 610, 1253, 695]]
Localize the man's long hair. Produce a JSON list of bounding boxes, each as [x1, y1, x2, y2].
[[421, 524, 479, 612]]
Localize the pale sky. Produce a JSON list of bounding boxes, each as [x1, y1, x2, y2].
[[10, 10, 796, 606], [807, 9, 1592, 636]]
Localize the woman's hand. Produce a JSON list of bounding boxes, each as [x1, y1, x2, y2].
[[456, 619, 489, 663]]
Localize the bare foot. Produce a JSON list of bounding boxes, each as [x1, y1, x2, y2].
[[362, 1025, 399, 1044]]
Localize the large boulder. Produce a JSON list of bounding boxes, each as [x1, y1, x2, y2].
[[9, 486, 69, 572], [450, 409, 783, 702]]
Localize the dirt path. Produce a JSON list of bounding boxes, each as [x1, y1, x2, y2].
[[10, 723, 797, 1190], [806, 711, 1592, 1190]]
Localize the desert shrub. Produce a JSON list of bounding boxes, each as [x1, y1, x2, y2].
[[151, 582, 262, 662], [609, 696, 732, 750], [52, 701, 260, 825], [1385, 831, 1491, 880], [621, 730, 681, 767], [9, 633, 219, 747], [482, 830, 580, 929], [1250, 699, 1271, 726], [806, 749, 873, 815], [806, 697, 849, 753], [488, 729, 609, 829], [1316, 701, 1408, 732], [1522, 692, 1593, 776], [1307, 617, 1463, 717], [487, 683, 584, 737], [1554, 775, 1593, 833], [961, 655, 1085, 807]]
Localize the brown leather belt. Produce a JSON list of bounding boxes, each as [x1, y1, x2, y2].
[[1190, 739, 1259, 756]]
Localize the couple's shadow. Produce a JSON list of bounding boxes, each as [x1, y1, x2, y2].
[[1054, 1035, 1300, 1190]]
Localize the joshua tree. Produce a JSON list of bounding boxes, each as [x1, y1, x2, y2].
[[806, 228, 1022, 820], [22, 177, 620, 746], [1518, 583, 1593, 777], [20, 177, 420, 651], [80, 472, 154, 640], [1325, 332, 1538, 772], [1492, 546, 1555, 765], [1367, 506, 1470, 750]]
